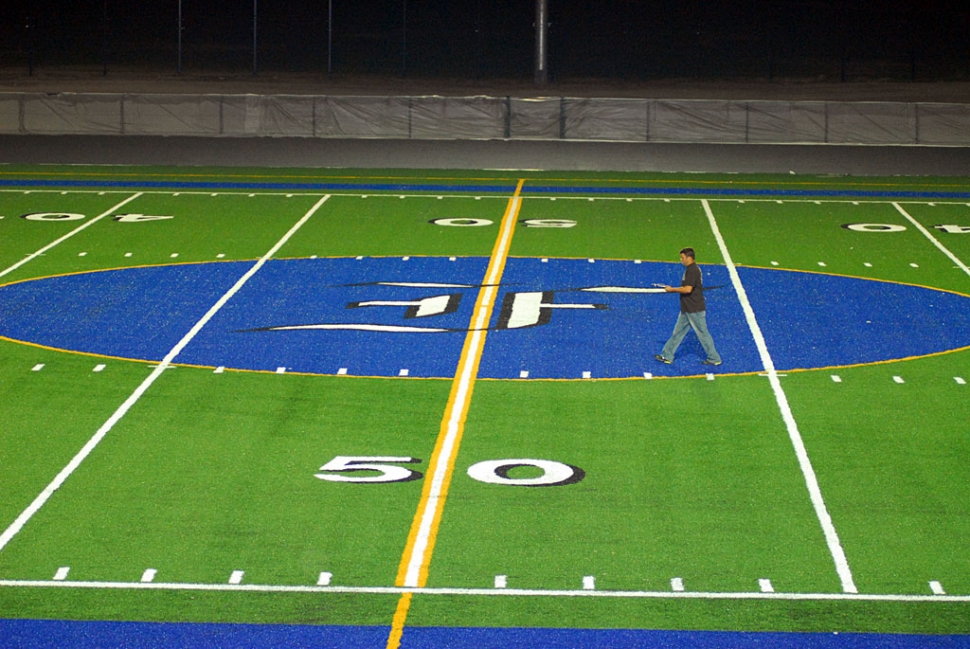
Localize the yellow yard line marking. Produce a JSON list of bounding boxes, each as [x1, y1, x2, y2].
[[387, 592, 414, 648], [385, 179, 525, 649]]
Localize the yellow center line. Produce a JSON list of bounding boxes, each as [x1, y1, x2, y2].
[[385, 179, 526, 649]]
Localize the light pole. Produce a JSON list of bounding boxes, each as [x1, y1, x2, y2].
[[102, 0, 109, 76], [177, 0, 183, 74], [401, 0, 408, 77], [253, 0, 258, 76], [534, 0, 548, 85], [26, 13, 34, 76]]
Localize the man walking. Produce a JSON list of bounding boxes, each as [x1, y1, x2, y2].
[[655, 247, 722, 366]]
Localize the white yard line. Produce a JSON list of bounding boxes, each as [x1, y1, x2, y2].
[[0, 578, 966, 603], [0, 195, 330, 554], [0, 193, 143, 281], [892, 203, 970, 278], [702, 199, 857, 594]]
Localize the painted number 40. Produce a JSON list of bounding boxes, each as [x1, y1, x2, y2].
[[315, 456, 584, 487]]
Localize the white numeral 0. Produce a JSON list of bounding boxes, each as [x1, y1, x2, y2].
[[466, 459, 585, 487], [315, 456, 422, 483], [21, 212, 86, 221]]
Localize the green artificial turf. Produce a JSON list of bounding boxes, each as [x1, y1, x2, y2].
[[0, 168, 968, 637]]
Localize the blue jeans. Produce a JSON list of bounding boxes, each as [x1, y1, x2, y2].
[[660, 310, 721, 363]]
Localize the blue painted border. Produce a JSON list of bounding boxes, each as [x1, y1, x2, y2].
[[1, 619, 968, 648]]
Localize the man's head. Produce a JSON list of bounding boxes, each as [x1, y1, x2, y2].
[[679, 247, 695, 266]]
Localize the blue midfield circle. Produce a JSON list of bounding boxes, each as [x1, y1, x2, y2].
[[1, 257, 969, 379]]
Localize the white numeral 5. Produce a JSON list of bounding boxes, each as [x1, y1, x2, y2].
[[314, 456, 422, 483]]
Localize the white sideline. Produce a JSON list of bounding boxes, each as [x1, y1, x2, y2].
[[0, 193, 144, 281], [892, 203, 970, 278], [1, 578, 967, 603], [701, 199, 858, 594], [0, 195, 331, 554]]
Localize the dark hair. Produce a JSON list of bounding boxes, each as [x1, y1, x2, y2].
[[680, 247, 695, 259]]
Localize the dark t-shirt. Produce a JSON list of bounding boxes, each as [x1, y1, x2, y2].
[[680, 262, 706, 313]]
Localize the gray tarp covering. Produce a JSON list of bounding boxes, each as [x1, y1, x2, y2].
[[0, 96, 20, 133], [123, 94, 222, 136], [315, 96, 411, 138], [509, 98, 560, 139], [21, 93, 122, 135], [826, 102, 917, 144], [916, 103, 970, 146], [2, 92, 969, 145], [409, 96, 507, 139], [649, 100, 748, 143], [221, 95, 316, 137], [745, 101, 827, 144], [564, 98, 647, 141]]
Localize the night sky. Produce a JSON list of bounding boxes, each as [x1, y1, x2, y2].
[[3, 0, 969, 80]]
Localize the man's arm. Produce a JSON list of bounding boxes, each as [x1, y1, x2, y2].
[[663, 284, 693, 294], [665, 263, 700, 294]]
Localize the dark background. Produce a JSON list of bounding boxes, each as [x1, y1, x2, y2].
[[2, 0, 969, 81]]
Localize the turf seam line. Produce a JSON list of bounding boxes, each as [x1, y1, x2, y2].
[[0, 192, 143, 281], [892, 202, 970, 278], [702, 198, 858, 595], [0, 194, 331, 556], [2, 580, 969, 602]]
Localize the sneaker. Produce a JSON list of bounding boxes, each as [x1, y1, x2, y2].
[[701, 359, 722, 366], [655, 355, 672, 364]]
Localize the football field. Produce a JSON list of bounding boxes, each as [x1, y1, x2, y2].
[[0, 166, 969, 647]]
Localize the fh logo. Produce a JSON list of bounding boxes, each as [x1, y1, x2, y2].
[[250, 282, 666, 333]]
